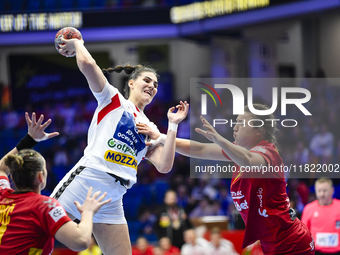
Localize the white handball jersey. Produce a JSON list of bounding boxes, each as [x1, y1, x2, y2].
[[77, 79, 159, 187]]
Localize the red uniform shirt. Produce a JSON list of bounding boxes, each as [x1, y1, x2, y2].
[[302, 199, 340, 253], [223, 140, 314, 254], [0, 176, 71, 255]]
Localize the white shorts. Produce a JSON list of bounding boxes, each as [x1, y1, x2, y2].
[[50, 163, 127, 224]]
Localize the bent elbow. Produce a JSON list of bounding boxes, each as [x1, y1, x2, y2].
[[158, 164, 173, 174], [70, 237, 91, 252]]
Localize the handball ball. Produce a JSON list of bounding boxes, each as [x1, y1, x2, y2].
[[54, 27, 82, 57]]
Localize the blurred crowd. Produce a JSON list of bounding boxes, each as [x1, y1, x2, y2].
[[1, 69, 340, 253]]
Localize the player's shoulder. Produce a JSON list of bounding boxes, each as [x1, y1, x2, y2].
[[30, 194, 60, 209], [333, 198, 340, 206], [251, 140, 278, 154], [304, 200, 318, 211]]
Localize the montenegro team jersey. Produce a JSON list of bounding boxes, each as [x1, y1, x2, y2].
[[77, 80, 158, 187], [223, 140, 314, 254], [0, 176, 71, 255], [302, 198, 340, 253]]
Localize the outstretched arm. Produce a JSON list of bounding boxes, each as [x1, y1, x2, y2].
[[145, 101, 189, 173], [57, 37, 106, 93], [55, 187, 111, 251], [0, 112, 59, 177], [174, 138, 231, 161], [138, 120, 230, 162], [196, 116, 266, 167]]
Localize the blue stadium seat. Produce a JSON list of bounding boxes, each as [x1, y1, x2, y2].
[[151, 179, 169, 205], [123, 195, 142, 221], [128, 221, 142, 243]]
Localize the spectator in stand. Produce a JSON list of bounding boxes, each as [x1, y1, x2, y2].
[[159, 237, 180, 255], [293, 141, 310, 166], [310, 124, 334, 164], [153, 246, 163, 255], [189, 195, 213, 219], [191, 178, 217, 201], [288, 179, 310, 207], [154, 190, 191, 249], [211, 201, 226, 216], [205, 227, 239, 255], [176, 184, 190, 210], [181, 229, 209, 255], [132, 237, 154, 255], [302, 178, 340, 255]]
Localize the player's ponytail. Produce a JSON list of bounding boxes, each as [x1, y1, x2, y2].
[[4, 149, 45, 190], [245, 104, 280, 150], [102, 64, 159, 98], [102, 64, 135, 75]]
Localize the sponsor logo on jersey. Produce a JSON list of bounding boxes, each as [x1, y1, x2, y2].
[[113, 112, 145, 154], [49, 206, 66, 222], [258, 208, 269, 217], [232, 190, 248, 211], [104, 150, 137, 170], [288, 207, 297, 221], [234, 200, 248, 211], [310, 236, 315, 251], [107, 138, 136, 156], [316, 233, 338, 247], [336, 220, 340, 229], [231, 191, 245, 199], [257, 187, 269, 217]]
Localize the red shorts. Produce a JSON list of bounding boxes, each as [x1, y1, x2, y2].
[[261, 219, 315, 255]]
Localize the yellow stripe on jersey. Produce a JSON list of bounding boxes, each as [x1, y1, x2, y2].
[[0, 204, 15, 245], [104, 150, 137, 171], [28, 248, 43, 255]]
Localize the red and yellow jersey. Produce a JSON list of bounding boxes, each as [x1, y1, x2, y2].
[[302, 198, 340, 253], [224, 141, 314, 254], [0, 176, 71, 255]]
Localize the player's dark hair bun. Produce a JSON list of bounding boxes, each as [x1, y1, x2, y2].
[[4, 154, 24, 171]]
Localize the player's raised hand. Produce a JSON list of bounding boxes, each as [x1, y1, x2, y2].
[[167, 101, 189, 124], [74, 187, 111, 215], [57, 37, 84, 57], [195, 116, 225, 145], [26, 112, 59, 142]]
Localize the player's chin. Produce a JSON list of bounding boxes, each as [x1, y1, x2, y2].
[[144, 95, 154, 105]]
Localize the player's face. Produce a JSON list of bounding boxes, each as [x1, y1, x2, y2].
[[129, 72, 158, 107], [164, 191, 177, 206], [233, 112, 262, 149], [184, 230, 196, 244], [315, 182, 334, 205], [40, 159, 48, 190]]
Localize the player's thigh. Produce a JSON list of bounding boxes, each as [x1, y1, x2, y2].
[[93, 223, 131, 255]]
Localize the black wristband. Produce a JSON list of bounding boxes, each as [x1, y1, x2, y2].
[[16, 134, 38, 151]]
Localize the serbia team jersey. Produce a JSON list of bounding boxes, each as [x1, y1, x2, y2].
[[302, 198, 340, 253], [0, 176, 71, 255], [78, 80, 158, 187], [223, 141, 314, 254]]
